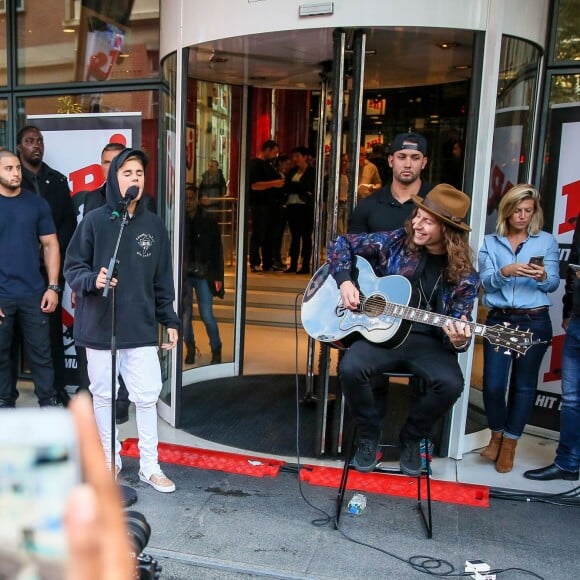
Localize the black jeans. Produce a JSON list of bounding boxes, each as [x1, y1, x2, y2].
[[339, 333, 464, 441], [286, 203, 314, 268], [0, 294, 56, 405], [249, 204, 273, 269]]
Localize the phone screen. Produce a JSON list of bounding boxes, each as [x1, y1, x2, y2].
[[0, 410, 79, 578]]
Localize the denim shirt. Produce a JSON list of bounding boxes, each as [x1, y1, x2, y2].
[[327, 228, 480, 349], [478, 231, 560, 309]]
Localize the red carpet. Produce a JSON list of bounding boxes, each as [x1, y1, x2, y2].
[[121, 439, 489, 507], [300, 465, 489, 508], [121, 438, 284, 478]]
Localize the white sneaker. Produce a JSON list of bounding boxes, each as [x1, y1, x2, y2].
[[139, 470, 176, 493]]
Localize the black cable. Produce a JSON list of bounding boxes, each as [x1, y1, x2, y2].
[[291, 294, 544, 579], [293, 291, 333, 527]]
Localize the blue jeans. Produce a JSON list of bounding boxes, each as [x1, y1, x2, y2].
[[0, 294, 56, 405], [181, 277, 221, 351], [555, 316, 580, 472], [483, 309, 552, 438]]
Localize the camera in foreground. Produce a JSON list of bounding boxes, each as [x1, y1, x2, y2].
[[125, 510, 162, 580]]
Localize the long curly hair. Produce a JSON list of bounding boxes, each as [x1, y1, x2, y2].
[[404, 209, 475, 285]]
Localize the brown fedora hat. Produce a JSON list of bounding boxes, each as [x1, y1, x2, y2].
[[411, 184, 471, 231]]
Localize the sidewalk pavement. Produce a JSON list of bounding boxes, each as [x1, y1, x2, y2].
[[119, 456, 579, 580]]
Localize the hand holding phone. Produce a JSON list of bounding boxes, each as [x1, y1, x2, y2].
[[0, 408, 79, 577], [529, 256, 544, 266], [569, 263, 580, 273]]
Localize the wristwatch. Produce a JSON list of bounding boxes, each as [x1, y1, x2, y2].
[[47, 284, 62, 293]]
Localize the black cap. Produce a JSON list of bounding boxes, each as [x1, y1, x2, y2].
[[389, 132, 427, 156]]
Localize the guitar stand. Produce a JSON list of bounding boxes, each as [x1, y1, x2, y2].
[[335, 422, 433, 539]]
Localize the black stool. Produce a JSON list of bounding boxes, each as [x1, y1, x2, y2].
[[335, 372, 433, 538]]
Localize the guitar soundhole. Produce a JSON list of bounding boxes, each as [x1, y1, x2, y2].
[[364, 294, 386, 317]]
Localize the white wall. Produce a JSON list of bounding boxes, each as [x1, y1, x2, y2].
[[161, 0, 549, 57]]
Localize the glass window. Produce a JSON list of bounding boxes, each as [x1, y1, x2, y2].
[[16, 0, 159, 86], [538, 73, 580, 231], [181, 79, 242, 373], [486, 36, 541, 233], [0, 97, 7, 146], [0, 8, 7, 85], [553, 0, 580, 62], [158, 52, 176, 406], [17, 89, 159, 218]]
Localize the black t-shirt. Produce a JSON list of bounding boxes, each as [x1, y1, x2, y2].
[[249, 158, 281, 206], [412, 252, 448, 337], [349, 181, 433, 234]]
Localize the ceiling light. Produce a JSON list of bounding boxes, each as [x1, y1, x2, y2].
[[454, 64, 471, 70], [63, 27, 75, 33], [438, 42, 459, 49]]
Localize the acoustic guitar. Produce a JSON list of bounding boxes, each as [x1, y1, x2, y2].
[[301, 256, 534, 355]]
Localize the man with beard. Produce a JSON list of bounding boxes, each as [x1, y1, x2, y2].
[[0, 150, 62, 407], [17, 125, 76, 406], [350, 132, 432, 234]]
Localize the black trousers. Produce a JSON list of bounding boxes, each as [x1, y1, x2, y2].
[[339, 334, 464, 441], [48, 303, 66, 392], [249, 204, 274, 269], [286, 203, 314, 268], [0, 294, 56, 405]]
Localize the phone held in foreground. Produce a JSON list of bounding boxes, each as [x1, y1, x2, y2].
[[0, 408, 80, 579], [569, 263, 580, 272], [529, 256, 544, 266]]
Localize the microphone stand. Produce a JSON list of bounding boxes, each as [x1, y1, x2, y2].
[[103, 200, 137, 507]]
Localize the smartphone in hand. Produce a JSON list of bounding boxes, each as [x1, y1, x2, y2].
[[529, 256, 544, 266], [0, 408, 80, 578]]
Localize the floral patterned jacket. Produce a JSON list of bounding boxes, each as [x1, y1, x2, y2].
[[327, 228, 481, 350]]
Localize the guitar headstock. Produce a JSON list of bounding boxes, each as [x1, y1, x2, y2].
[[485, 323, 535, 355]]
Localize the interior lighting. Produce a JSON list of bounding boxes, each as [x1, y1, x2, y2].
[[438, 42, 459, 49]]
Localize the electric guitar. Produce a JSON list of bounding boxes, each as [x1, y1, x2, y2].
[[301, 256, 534, 355]]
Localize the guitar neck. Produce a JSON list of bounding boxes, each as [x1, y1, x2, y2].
[[382, 302, 484, 337]]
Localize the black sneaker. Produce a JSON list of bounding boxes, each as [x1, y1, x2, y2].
[[40, 397, 64, 408], [0, 399, 15, 409], [399, 437, 422, 476], [352, 438, 379, 472], [55, 390, 71, 407]]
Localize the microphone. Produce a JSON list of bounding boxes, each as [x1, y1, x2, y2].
[[110, 186, 140, 220], [125, 185, 140, 201]]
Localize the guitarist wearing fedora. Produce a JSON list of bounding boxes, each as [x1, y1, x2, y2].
[[327, 184, 480, 475]]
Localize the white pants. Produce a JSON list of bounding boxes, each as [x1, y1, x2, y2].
[[86, 346, 162, 478]]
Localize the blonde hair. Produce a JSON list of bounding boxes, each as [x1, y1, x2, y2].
[[496, 184, 543, 236]]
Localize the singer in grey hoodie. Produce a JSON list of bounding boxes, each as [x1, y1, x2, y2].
[[64, 148, 179, 493]]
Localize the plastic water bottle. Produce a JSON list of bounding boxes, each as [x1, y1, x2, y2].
[[347, 493, 367, 514]]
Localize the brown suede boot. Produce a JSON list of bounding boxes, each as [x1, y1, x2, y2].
[[496, 437, 518, 473], [480, 431, 503, 461]]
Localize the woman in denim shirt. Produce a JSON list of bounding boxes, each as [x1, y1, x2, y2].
[[478, 184, 559, 473]]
